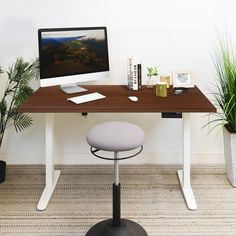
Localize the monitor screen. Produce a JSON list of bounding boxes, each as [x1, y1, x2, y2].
[[38, 27, 109, 89]]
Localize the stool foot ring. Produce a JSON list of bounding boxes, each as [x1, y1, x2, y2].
[[90, 146, 143, 161], [86, 219, 148, 236]]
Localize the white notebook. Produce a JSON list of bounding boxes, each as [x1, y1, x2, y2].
[[67, 92, 106, 104]]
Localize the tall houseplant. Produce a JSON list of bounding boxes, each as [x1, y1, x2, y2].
[[0, 57, 38, 183], [210, 38, 236, 186]]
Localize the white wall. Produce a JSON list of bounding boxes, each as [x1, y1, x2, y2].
[[1, 0, 236, 164]]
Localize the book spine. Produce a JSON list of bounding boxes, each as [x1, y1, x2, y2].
[[137, 63, 142, 89], [127, 56, 133, 90], [133, 61, 138, 90]]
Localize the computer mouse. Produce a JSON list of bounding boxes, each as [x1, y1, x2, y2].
[[128, 96, 138, 102]]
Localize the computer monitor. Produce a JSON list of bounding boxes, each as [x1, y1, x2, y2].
[[38, 26, 110, 94]]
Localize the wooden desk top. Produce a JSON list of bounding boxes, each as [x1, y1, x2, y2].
[[17, 85, 216, 113]]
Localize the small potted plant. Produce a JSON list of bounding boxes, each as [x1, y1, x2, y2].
[[207, 37, 236, 186], [146, 66, 159, 88]]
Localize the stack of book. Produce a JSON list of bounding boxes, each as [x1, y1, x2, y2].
[[127, 56, 142, 90]]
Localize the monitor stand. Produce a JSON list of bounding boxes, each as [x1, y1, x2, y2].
[[60, 84, 88, 94]]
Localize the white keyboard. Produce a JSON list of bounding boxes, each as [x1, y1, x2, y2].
[[67, 92, 106, 104]]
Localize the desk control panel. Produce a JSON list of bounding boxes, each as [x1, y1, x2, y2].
[[67, 92, 106, 104], [161, 112, 182, 118]]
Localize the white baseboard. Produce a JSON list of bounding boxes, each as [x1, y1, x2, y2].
[[1, 151, 225, 165]]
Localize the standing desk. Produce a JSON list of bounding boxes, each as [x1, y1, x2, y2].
[[17, 85, 216, 211]]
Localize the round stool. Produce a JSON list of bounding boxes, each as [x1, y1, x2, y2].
[[86, 121, 148, 236]]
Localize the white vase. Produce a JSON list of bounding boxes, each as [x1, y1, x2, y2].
[[223, 126, 236, 187]]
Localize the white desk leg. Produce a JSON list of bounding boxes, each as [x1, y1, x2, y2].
[[37, 113, 61, 211], [177, 113, 197, 211]]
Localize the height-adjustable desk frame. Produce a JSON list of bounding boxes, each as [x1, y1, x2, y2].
[[17, 85, 216, 211]]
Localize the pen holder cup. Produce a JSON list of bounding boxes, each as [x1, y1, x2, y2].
[[156, 82, 167, 97], [160, 75, 170, 88]]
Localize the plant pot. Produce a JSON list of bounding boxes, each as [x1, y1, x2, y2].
[[146, 76, 155, 88], [0, 160, 6, 183], [223, 125, 236, 187]]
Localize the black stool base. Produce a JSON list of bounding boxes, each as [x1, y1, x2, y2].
[[86, 219, 148, 236]]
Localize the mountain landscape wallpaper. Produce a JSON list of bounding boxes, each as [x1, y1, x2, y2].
[[40, 29, 109, 79]]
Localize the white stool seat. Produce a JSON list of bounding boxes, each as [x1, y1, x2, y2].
[[86, 121, 145, 152], [86, 121, 148, 236]]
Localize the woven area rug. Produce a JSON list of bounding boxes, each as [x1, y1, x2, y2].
[[0, 165, 236, 236]]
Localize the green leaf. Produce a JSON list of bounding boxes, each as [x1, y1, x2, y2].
[[147, 66, 159, 77], [0, 99, 7, 118], [13, 113, 33, 132], [0, 57, 39, 137], [208, 35, 236, 132], [14, 86, 34, 107]]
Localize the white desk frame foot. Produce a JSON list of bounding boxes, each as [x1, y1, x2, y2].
[[37, 113, 61, 211], [177, 113, 197, 211]]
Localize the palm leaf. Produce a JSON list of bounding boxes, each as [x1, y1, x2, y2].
[[14, 86, 34, 107], [0, 99, 7, 118], [13, 113, 33, 132], [0, 57, 39, 141], [7, 57, 39, 83]]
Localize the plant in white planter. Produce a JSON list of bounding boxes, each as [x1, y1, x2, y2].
[[209, 38, 236, 186], [0, 57, 39, 183]]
